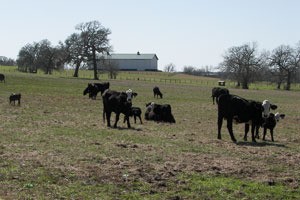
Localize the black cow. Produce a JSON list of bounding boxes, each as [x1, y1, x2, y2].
[[153, 86, 163, 99], [261, 112, 285, 142], [211, 87, 229, 104], [9, 93, 21, 106], [145, 102, 175, 123], [0, 73, 5, 83], [83, 82, 110, 99], [102, 89, 137, 128], [124, 107, 143, 124], [217, 94, 267, 143]]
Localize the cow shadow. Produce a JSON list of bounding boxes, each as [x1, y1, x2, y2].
[[236, 141, 287, 148], [113, 126, 143, 131]]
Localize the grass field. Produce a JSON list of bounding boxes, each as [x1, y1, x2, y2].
[[0, 69, 300, 199]]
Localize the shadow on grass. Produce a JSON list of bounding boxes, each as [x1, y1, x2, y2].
[[113, 126, 143, 131], [236, 141, 287, 148]]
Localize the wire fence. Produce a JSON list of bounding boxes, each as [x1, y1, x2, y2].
[[1, 66, 300, 90]]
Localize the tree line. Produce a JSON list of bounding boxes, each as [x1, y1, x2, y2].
[[219, 42, 300, 90], [0, 56, 16, 66], [17, 20, 112, 80]]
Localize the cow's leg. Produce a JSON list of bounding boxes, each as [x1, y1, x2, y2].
[[138, 115, 143, 124], [213, 97, 215, 105], [255, 125, 260, 139], [134, 115, 137, 123], [270, 129, 274, 142], [106, 112, 111, 127], [244, 124, 249, 141], [217, 113, 223, 140], [125, 115, 131, 128], [114, 113, 120, 128], [226, 118, 237, 143], [251, 124, 257, 143], [263, 128, 267, 140]]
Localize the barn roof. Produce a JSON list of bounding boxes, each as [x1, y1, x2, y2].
[[104, 53, 158, 60]]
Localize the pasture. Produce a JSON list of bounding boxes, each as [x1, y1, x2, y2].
[[0, 70, 300, 199]]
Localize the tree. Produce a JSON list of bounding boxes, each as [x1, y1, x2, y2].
[[164, 63, 176, 72], [17, 42, 39, 73], [269, 44, 300, 90], [101, 57, 119, 79], [63, 33, 86, 77], [219, 43, 266, 89], [17, 40, 63, 74], [0, 56, 15, 66], [75, 21, 112, 80]]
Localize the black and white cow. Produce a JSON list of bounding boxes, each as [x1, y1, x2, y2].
[[124, 106, 143, 124], [102, 89, 137, 128], [145, 102, 175, 123], [217, 94, 277, 143], [261, 112, 285, 142], [211, 87, 229, 104], [244, 100, 278, 141], [153, 86, 163, 99], [83, 82, 110, 99]]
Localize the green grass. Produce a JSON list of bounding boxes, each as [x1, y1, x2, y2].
[[0, 68, 300, 199]]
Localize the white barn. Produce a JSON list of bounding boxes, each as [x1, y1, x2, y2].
[[99, 52, 158, 71]]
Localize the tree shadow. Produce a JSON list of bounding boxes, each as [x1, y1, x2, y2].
[[236, 141, 287, 148]]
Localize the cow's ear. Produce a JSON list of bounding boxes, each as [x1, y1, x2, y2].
[[133, 92, 138, 97], [280, 114, 285, 119], [271, 104, 277, 110]]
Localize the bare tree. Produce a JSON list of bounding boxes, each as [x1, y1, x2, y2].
[[164, 63, 176, 72], [219, 42, 266, 89], [76, 21, 112, 80], [269, 44, 300, 90]]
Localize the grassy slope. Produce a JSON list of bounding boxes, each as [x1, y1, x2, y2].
[[0, 69, 300, 199]]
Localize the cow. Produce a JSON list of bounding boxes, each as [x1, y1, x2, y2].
[[145, 102, 175, 123], [217, 94, 277, 143], [153, 86, 163, 99], [244, 100, 278, 141], [261, 112, 285, 142], [9, 93, 21, 106], [124, 107, 143, 124], [102, 89, 137, 128], [83, 82, 110, 99], [211, 87, 229, 104], [0, 73, 5, 83]]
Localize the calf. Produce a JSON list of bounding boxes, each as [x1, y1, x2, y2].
[[124, 107, 143, 124], [211, 87, 229, 104], [145, 102, 175, 123], [102, 89, 137, 128], [153, 86, 163, 98], [9, 93, 21, 106], [83, 82, 110, 99], [217, 94, 272, 143], [261, 112, 285, 142]]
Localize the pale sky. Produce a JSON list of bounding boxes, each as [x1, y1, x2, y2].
[[1, 0, 300, 71]]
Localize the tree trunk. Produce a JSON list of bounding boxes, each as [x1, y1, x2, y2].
[[242, 81, 249, 89], [285, 71, 292, 90], [92, 48, 98, 80], [73, 62, 81, 77]]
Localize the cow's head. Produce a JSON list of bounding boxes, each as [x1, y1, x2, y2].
[[274, 112, 285, 122], [262, 100, 277, 118], [83, 83, 93, 96], [125, 89, 137, 103]]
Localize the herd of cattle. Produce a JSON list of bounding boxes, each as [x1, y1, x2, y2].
[[83, 82, 175, 129], [212, 87, 285, 143], [2, 70, 285, 143], [83, 82, 285, 143]]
